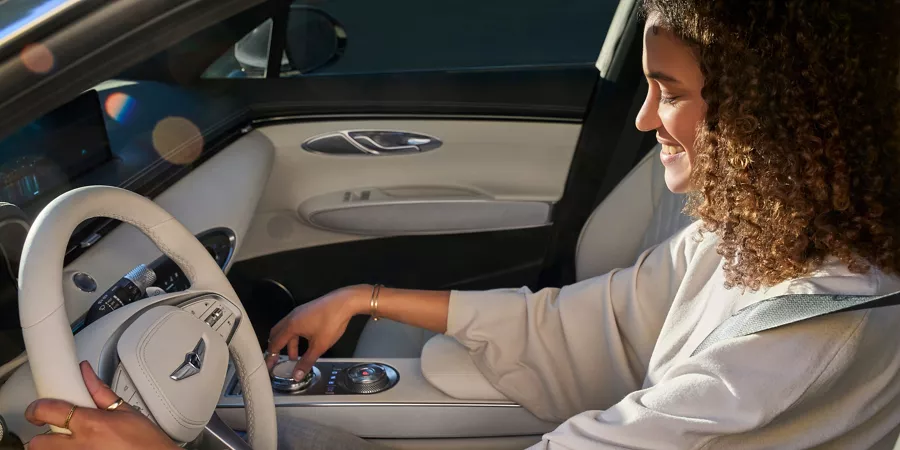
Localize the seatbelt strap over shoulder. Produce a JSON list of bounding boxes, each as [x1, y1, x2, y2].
[[692, 290, 900, 356]]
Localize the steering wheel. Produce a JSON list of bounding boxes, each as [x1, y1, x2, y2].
[[17, 186, 277, 449]]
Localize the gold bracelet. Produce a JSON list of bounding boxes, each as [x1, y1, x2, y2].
[[370, 284, 382, 321]]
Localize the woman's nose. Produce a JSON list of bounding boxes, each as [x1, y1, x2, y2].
[[635, 88, 662, 132]]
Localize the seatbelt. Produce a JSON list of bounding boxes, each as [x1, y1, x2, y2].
[[692, 290, 900, 356]]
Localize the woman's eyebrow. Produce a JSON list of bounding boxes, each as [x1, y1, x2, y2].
[[646, 71, 682, 84]]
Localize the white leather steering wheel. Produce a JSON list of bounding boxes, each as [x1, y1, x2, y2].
[[17, 186, 276, 449]]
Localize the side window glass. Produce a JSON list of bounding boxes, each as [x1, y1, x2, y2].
[[203, 0, 619, 78], [203, 19, 275, 79]]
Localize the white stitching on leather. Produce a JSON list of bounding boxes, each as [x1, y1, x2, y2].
[[229, 347, 256, 444], [145, 218, 197, 282], [99, 213, 199, 283]]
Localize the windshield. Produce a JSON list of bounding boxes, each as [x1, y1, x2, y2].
[[0, 0, 79, 46]]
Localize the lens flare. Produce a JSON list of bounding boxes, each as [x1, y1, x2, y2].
[[20, 44, 54, 74], [104, 92, 136, 122], [151, 117, 203, 165]]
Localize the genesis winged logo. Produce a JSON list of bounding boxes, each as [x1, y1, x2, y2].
[[170, 339, 206, 381]]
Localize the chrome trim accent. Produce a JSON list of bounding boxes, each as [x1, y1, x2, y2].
[[260, 278, 294, 304], [194, 227, 237, 272], [79, 232, 102, 248], [339, 363, 398, 394], [170, 338, 206, 381], [346, 131, 442, 155], [124, 264, 157, 291], [71, 272, 97, 293], [302, 130, 443, 156], [271, 365, 321, 394]]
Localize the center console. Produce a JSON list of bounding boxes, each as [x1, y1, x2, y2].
[[216, 349, 558, 441], [250, 360, 398, 396]]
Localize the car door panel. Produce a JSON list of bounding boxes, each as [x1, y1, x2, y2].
[[227, 119, 578, 353], [236, 120, 580, 261]]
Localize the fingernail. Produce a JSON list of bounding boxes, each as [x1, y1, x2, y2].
[[293, 370, 305, 382]]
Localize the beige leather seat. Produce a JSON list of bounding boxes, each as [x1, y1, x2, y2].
[[353, 146, 694, 358]]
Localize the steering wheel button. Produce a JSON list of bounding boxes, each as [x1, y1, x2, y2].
[[216, 314, 236, 339], [129, 392, 152, 421], [184, 300, 214, 317]]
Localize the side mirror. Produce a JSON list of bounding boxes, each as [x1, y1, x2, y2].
[[284, 6, 347, 75]]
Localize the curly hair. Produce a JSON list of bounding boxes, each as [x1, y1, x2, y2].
[[641, 0, 900, 290]]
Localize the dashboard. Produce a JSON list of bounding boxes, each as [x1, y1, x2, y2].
[[0, 76, 274, 379], [149, 228, 236, 293], [0, 91, 113, 207]]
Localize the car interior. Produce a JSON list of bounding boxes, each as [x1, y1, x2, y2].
[[1, 0, 894, 449]]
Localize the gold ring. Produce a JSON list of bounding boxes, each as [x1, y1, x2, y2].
[[106, 398, 126, 411], [63, 405, 77, 430], [264, 350, 276, 358]]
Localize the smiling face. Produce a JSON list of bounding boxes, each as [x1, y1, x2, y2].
[[635, 17, 707, 193]]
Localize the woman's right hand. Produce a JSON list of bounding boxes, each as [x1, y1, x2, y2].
[[264, 285, 371, 381]]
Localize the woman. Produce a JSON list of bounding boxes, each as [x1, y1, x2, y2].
[[25, 0, 900, 448]]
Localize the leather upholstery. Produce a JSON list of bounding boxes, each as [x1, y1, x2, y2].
[[576, 146, 694, 281], [420, 335, 507, 400], [353, 145, 694, 359], [354, 318, 437, 358]]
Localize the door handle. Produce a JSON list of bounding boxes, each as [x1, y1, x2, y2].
[[347, 131, 442, 154], [302, 130, 442, 155]]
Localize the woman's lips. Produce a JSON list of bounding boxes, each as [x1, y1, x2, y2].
[[659, 145, 686, 166]]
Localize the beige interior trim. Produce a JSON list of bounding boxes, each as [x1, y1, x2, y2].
[[60, 131, 274, 321], [238, 120, 581, 260]]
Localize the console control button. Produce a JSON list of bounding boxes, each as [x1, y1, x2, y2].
[[271, 360, 320, 393], [340, 363, 392, 394], [348, 364, 386, 384]]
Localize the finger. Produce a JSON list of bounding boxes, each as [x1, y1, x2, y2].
[[28, 433, 72, 450], [267, 317, 287, 344], [266, 332, 293, 371], [25, 399, 79, 429], [80, 361, 121, 410], [287, 336, 300, 361], [292, 341, 326, 381]]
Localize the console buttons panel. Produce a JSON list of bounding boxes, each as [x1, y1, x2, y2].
[[229, 360, 399, 397]]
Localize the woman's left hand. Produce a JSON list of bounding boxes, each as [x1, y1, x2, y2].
[[25, 361, 179, 450]]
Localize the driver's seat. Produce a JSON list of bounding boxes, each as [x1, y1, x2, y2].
[[353, 146, 694, 358]]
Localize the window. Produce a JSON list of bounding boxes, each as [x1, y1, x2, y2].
[[203, 0, 619, 78]]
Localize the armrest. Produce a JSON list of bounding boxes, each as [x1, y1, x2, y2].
[[420, 335, 508, 401]]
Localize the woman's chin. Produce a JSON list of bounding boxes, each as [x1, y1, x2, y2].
[[664, 170, 691, 194]]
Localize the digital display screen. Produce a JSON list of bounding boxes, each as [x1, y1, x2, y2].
[[0, 90, 113, 205]]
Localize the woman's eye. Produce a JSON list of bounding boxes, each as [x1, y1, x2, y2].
[[660, 95, 680, 105]]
